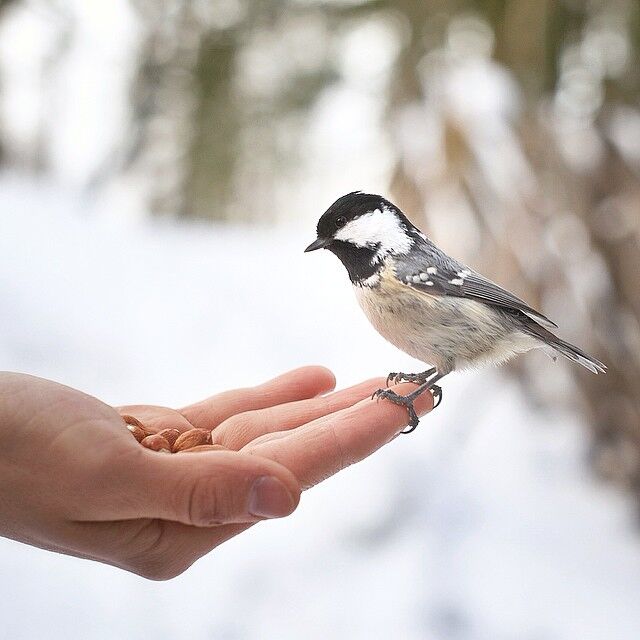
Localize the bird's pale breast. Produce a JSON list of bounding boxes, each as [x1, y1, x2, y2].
[[354, 261, 538, 373]]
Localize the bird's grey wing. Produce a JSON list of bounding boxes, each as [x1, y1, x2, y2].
[[395, 252, 558, 329]]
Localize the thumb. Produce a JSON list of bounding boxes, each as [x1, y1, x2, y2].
[[109, 449, 301, 526]]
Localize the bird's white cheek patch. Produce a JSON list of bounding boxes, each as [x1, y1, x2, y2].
[[335, 207, 413, 255]]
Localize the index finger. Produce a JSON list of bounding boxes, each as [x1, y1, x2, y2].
[[244, 383, 434, 489], [180, 366, 336, 429]]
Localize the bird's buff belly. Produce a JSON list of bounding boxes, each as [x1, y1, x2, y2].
[[354, 279, 535, 373]]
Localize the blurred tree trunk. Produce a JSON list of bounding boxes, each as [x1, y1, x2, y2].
[[184, 31, 238, 221], [126, 0, 203, 216], [128, 1, 338, 222], [0, 0, 18, 165]]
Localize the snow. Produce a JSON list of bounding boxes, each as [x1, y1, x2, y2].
[[2, 173, 640, 639]]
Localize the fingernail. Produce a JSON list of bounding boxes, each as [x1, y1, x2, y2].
[[249, 476, 295, 519]]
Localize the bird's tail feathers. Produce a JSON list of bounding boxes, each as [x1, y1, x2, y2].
[[523, 321, 606, 374], [550, 337, 607, 374]]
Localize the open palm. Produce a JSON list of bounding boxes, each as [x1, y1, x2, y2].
[[0, 368, 432, 579]]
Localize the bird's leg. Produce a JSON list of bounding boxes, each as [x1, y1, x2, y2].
[[386, 367, 437, 387], [373, 372, 445, 434]]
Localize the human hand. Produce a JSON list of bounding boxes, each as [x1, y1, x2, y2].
[[0, 368, 432, 579]]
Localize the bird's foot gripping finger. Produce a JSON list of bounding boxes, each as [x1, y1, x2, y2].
[[372, 388, 420, 433], [373, 379, 443, 434], [385, 368, 437, 387]]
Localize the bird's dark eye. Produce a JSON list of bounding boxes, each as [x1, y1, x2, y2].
[[335, 216, 347, 229]]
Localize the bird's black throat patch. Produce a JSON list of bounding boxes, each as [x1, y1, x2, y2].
[[327, 240, 379, 284]]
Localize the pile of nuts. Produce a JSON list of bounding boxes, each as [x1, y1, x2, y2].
[[122, 415, 225, 454]]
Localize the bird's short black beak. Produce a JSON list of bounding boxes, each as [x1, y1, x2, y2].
[[304, 237, 332, 252]]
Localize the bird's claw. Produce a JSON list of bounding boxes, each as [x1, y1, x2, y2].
[[372, 388, 420, 433], [385, 368, 437, 387], [431, 384, 443, 409]]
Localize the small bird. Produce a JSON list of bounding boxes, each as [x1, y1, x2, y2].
[[305, 192, 606, 433]]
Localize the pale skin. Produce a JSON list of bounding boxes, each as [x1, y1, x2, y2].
[[0, 367, 432, 580]]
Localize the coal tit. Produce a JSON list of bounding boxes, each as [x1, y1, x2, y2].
[[305, 191, 606, 433]]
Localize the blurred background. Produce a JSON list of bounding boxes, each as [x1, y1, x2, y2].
[[1, 0, 639, 638]]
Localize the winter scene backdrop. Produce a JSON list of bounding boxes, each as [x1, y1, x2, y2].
[[1, 1, 640, 639]]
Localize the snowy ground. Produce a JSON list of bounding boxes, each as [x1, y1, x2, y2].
[[2, 174, 640, 640]]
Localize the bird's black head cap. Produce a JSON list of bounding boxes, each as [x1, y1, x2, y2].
[[305, 191, 420, 285]]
